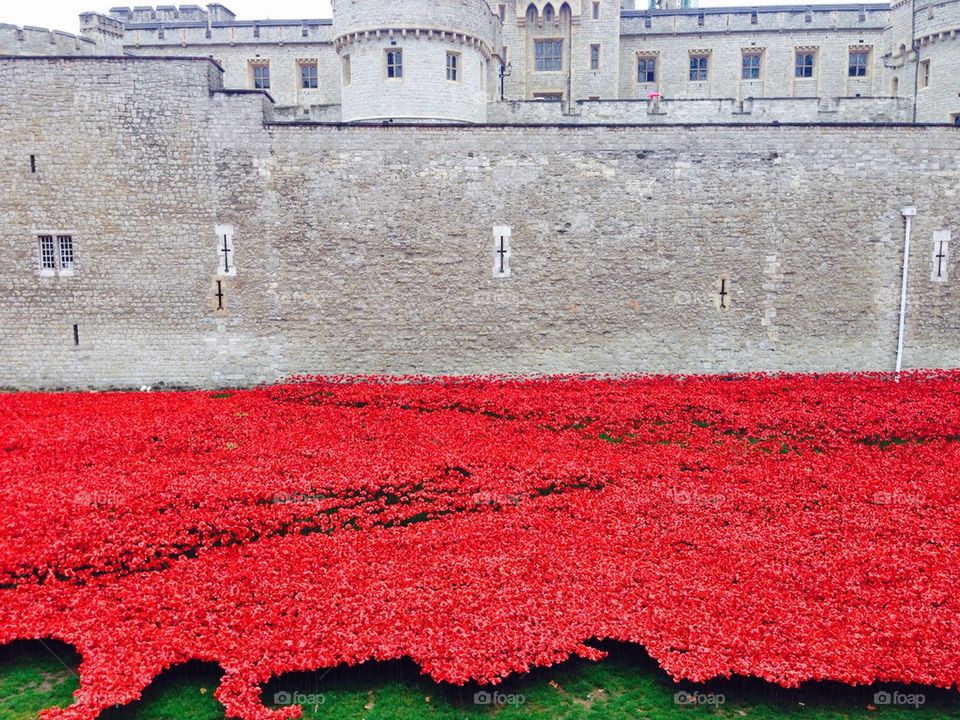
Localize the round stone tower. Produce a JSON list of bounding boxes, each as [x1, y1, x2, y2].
[[332, 0, 500, 123]]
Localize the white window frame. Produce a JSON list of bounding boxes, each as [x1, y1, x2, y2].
[[848, 49, 870, 78], [742, 52, 762, 80], [36, 233, 75, 277], [689, 54, 709, 82], [298, 60, 319, 89], [249, 60, 270, 90], [637, 55, 657, 84], [795, 50, 816, 79], [386, 49, 403, 79], [446, 51, 460, 82]]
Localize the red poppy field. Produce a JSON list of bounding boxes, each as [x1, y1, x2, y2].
[[2, 372, 960, 720]]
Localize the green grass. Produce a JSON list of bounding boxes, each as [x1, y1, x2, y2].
[[3, 641, 959, 720]]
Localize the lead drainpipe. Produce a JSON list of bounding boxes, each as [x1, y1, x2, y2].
[[896, 205, 917, 378]]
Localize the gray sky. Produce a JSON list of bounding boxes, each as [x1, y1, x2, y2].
[[6, 0, 872, 33]]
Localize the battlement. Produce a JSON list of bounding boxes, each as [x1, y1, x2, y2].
[[620, 4, 890, 35], [0, 24, 98, 56], [109, 5, 212, 23]]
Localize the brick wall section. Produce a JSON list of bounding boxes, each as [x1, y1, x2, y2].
[[0, 57, 958, 389]]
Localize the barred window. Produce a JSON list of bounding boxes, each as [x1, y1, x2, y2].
[[590, 44, 600, 71], [58, 235, 74, 271], [535, 40, 563, 72], [795, 52, 815, 78], [637, 57, 656, 83], [300, 62, 318, 89], [250, 62, 270, 89], [689, 55, 709, 82], [849, 51, 869, 77], [742, 53, 762, 80], [38, 235, 56, 271], [446, 52, 459, 81], [37, 234, 74, 274], [386, 49, 403, 79]]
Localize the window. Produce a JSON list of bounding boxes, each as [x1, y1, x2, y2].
[[342, 55, 351, 86], [590, 44, 600, 71], [37, 234, 74, 275], [848, 50, 869, 77], [742, 53, 762, 80], [593, 1, 600, 19], [637, 57, 656, 83], [795, 51, 815, 78], [535, 40, 563, 72], [499, 4, 506, 22], [446, 52, 460, 81], [544, 4, 554, 23], [299, 61, 318, 89], [38, 235, 56, 272], [689, 55, 709, 82], [250, 61, 270, 89], [58, 235, 74, 271], [953, 113, 960, 126], [920, 59, 930, 89], [386, 49, 403, 79]]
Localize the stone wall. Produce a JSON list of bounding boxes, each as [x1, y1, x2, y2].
[[1, 56, 958, 389], [486, 95, 913, 123], [0, 25, 99, 56]]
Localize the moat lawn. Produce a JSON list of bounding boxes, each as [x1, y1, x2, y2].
[[2, 641, 957, 720]]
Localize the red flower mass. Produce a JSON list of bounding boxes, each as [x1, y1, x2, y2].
[[2, 372, 960, 719]]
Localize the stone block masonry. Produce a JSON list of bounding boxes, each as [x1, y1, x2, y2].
[[0, 57, 958, 389]]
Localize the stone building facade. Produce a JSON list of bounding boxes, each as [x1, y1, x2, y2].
[[0, 55, 957, 389], [3, 0, 957, 123]]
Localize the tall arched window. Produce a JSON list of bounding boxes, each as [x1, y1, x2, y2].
[[891, 76, 899, 96], [526, 3, 538, 23], [544, 3, 555, 23]]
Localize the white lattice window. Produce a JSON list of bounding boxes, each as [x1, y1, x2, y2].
[[37, 234, 75, 276], [386, 49, 403, 79]]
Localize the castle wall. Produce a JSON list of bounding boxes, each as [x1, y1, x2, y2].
[[1, 57, 958, 389], [487, 95, 912, 123], [0, 25, 99, 56]]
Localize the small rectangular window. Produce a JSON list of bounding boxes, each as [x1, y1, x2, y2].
[[592, 1, 600, 19], [342, 55, 351, 86], [848, 50, 869, 77], [689, 55, 709, 82], [299, 61, 318, 89], [795, 51, 815, 78], [535, 40, 563, 72], [742, 53, 762, 80], [637, 57, 656, 83], [920, 59, 931, 89], [499, 4, 506, 22], [590, 44, 600, 71], [250, 61, 270, 89], [58, 235, 74, 271], [446, 52, 460, 81], [386, 49, 403, 79], [30, 155, 36, 173], [38, 235, 56, 272]]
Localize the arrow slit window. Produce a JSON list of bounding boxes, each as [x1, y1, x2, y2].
[[216, 225, 236, 277]]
